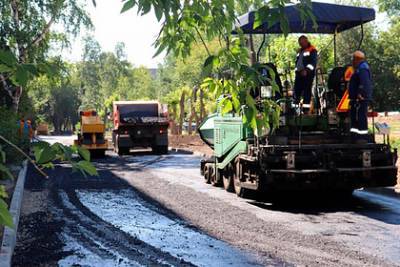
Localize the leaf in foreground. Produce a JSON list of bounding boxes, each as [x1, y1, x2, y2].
[[77, 161, 98, 176], [0, 198, 13, 228]]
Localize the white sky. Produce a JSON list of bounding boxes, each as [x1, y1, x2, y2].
[[62, 0, 164, 68], [61, 0, 388, 68]]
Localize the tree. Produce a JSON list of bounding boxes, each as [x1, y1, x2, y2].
[[78, 36, 102, 112], [335, 0, 400, 111], [369, 22, 400, 110], [377, 0, 400, 17], [28, 59, 80, 133], [121, 0, 314, 134], [115, 42, 128, 61], [0, 0, 93, 111]]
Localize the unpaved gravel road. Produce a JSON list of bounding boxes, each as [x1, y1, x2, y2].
[[13, 136, 400, 266]]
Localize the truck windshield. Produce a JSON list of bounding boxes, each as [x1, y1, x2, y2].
[[119, 104, 159, 119]]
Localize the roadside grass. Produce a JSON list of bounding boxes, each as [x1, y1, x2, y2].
[[391, 138, 400, 150]]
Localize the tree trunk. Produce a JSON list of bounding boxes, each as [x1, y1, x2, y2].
[[189, 87, 200, 134], [249, 35, 256, 65], [8, 0, 57, 113], [199, 88, 205, 122], [179, 91, 186, 136], [170, 104, 178, 135]]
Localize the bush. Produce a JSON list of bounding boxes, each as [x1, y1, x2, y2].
[[0, 107, 30, 166]]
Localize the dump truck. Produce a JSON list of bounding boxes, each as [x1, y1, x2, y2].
[[112, 101, 169, 155], [198, 2, 398, 197], [74, 110, 108, 157]]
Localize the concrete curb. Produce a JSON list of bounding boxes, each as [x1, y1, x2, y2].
[[0, 160, 28, 267]]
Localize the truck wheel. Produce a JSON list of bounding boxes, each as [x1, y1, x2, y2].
[[233, 159, 250, 198], [91, 150, 106, 158], [156, 146, 168, 155], [211, 168, 222, 187], [117, 147, 129, 156], [223, 163, 234, 192], [98, 150, 106, 158], [204, 164, 212, 184]]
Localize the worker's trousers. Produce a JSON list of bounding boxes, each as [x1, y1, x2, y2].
[[294, 72, 314, 106], [350, 100, 369, 140]]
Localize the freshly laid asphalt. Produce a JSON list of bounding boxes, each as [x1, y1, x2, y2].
[[12, 136, 400, 267]]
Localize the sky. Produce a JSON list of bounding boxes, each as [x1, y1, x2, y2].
[[61, 0, 388, 68], [62, 0, 164, 68]]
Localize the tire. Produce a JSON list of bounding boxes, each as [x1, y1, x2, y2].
[[159, 146, 168, 154], [211, 168, 222, 187], [233, 158, 251, 198], [117, 146, 129, 156], [91, 149, 106, 158], [222, 163, 234, 192], [204, 164, 212, 184], [154, 145, 168, 155]]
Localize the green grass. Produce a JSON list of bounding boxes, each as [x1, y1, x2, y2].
[[390, 138, 400, 150]]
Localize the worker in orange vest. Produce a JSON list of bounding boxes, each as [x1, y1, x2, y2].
[[18, 119, 24, 137], [294, 35, 318, 113], [26, 120, 33, 140]]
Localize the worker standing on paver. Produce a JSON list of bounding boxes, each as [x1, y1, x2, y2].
[[349, 51, 373, 143], [294, 35, 318, 112]]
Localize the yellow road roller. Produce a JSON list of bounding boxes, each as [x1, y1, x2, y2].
[[74, 110, 108, 157]]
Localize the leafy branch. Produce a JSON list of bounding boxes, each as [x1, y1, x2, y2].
[[0, 135, 48, 178], [120, 0, 314, 133], [0, 135, 98, 228]]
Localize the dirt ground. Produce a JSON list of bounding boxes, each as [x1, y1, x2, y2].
[[169, 134, 213, 156], [370, 114, 400, 138]]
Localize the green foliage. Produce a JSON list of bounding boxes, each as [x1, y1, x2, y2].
[[0, 136, 98, 229], [75, 37, 158, 119], [0, 0, 96, 229], [0, 49, 42, 87], [28, 59, 80, 133], [0, 198, 13, 228], [0, 107, 30, 165], [120, 0, 314, 133], [377, 0, 400, 17], [32, 141, 98, 177], [0, 146, 13, 180], [390, 138, 400, 150], [0, 145, 13, 228], [0, 0, 93, 110], [335, 0, 400, 111]]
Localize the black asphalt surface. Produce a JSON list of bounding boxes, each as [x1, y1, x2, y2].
[[12, 145, 400, 266]]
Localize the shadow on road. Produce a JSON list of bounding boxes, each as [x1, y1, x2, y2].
[[247, 192, 400, 225]]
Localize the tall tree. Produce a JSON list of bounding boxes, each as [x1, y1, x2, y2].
[[28, 59, 80, 133], [0, 0, 92, 111], [377, 0, 400, 16]]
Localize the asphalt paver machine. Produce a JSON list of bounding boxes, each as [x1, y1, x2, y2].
[[198, 2, 398, 197]]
